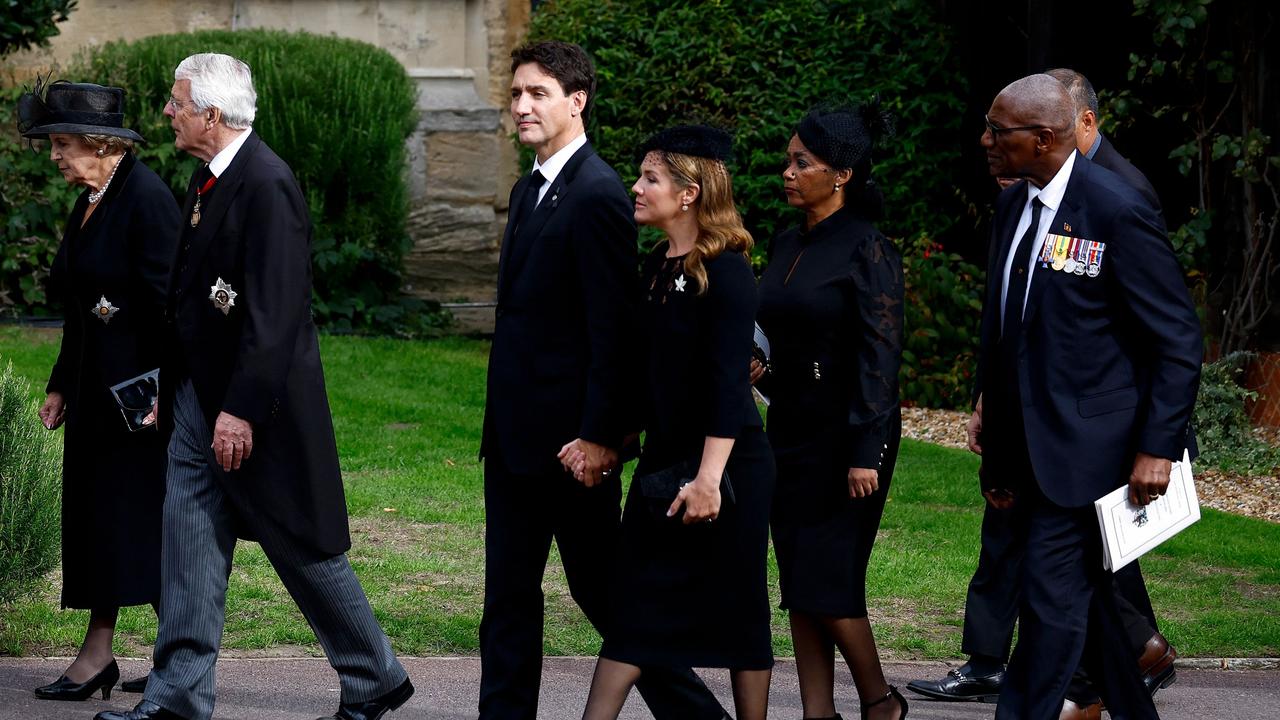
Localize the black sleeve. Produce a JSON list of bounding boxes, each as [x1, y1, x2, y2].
[[222, 173, 312, 425], [1105, 201, 1202, 460], [572, 181, 640, 447], [846, 233, 904, 469], [126, 178, 181, 372], [703, 253, 758, 438]]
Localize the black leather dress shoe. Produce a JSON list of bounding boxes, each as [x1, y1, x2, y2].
[[94, 700, 188, 720], [120, 672, 149, 693], [317, 678, 414, 720], [34, 660, 120, 701], [905, 666, 1003, 702]]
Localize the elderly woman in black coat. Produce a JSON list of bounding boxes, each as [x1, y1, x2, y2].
[[19, 80, 180, 702], [752, 103, 906, 720]]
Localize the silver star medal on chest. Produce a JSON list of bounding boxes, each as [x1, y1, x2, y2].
[[209, 277, 237, 315], [91, 296, 118, 324], [674, 274, 687, 293]]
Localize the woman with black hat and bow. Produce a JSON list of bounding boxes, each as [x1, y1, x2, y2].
[[19, 79, 180, 702], [567, 125, 774, 720], [752, 103, 907, 720]]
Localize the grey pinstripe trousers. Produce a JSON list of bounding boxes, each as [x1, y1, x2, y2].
[[143, 380, 406, 720]]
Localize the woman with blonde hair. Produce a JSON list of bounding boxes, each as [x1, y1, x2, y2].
[[567, 125, 774, 720]]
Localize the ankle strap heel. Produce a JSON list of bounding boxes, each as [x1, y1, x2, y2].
[[860, 685, 908, 720]]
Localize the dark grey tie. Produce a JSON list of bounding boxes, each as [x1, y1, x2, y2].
[[1001, 196, 1044, 342], [513, 169, 545, 238]]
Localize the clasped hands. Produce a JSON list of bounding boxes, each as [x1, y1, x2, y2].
[[968, 393, 1172, 509], [557, 438, 619, 487]]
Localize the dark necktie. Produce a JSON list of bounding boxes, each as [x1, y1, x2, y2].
[[1001, 196, 1044, 343], [513, 169, 545, 239]]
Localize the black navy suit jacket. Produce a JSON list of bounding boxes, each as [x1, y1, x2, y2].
[[481, 141, 639, 476], [977, 153, 1202, 508], [166, 131, 351, 555], [1093, 134, 1162, 218]]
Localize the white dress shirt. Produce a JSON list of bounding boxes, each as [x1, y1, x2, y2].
[[208, 127, 253, 178], [1000, 150, 1077, 322], [529, 132, 588, 206]]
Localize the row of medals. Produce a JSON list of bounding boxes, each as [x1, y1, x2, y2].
[[1039, 233, 1104, 278]]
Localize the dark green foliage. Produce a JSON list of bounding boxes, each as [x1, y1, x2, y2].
[[529, 0, 981, 407], [67, 29, 446, 335], [0, 361, 61, 605], [0, 0, 75, 57], [1193, 353, 1280, 476], [0, 91, 79, 316]]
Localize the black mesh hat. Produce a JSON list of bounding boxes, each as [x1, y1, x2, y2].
[[636, 124, 734, 163], [17, 78, 144, 142], [794, 100, 893, 171]]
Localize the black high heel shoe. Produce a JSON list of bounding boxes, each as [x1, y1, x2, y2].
[[861, 684, 908, 720], [34, 659, 119, 701]]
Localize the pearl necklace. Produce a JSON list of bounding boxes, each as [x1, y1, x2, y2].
[[87, 154, 124, 205]]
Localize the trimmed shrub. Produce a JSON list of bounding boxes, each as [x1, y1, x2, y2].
[[1193, 353, 1280, 475], [0, 361, 61, 605], [529, 0, 980, 407], [0, 94, 79, 316]]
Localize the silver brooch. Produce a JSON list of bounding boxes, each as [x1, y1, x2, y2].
[[674, 274, 687, 293], [209, 277, 237, 315], [91, 296, 119, 324]]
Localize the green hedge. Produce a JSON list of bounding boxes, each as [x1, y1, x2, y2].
[[529, 0, 982, 407], [0, 361, 61, 605], [1, 28, 447, 334]]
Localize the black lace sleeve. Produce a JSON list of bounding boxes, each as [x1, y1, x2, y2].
[[846, 232, 904, 469]]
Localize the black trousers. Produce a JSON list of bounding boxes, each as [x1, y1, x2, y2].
[[479, 451, 726, 720], [962, 503, 1161, 664], [994, 481, 1158, 720]]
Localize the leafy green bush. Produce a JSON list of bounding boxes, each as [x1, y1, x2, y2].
[[0, 28, 447, 334], [529, 0, 980, 407], [0, 0, 76, 57], [1193, 353, 1280, 476], [0, 361, 61, 604], [0, 92, 79, 316]]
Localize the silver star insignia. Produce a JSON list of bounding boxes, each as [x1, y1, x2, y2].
[[209, 277, 238, 315], [91, 296, 119, 324], [674, 274, 687, 293]]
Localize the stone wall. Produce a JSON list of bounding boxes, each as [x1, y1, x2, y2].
[[5, 0, 527, 328]]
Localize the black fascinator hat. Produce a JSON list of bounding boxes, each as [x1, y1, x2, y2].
[[17, 77, 144, 142], [636, 124, 734, 163], [795, 98, 894, 171]]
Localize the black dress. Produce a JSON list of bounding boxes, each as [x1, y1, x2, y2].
[[46, 154, 180, 609], [601, 245, 775, 671], [757, 204, 904, 619]]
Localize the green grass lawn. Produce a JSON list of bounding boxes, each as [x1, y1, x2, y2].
[[1, 325, 1277, 659]]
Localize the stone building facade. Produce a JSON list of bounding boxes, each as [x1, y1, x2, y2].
[[8, 0, 529, 330]]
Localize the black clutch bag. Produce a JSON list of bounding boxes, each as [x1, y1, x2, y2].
[[109, 368, 160, 432], [635, 457, 736, 519]]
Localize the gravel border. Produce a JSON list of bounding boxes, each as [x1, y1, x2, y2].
[[901, 407, 1279, 524]]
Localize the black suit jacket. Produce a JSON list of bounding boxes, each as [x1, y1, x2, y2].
[[977, 154, 1201, 508], [167, 131, 351, 555], [481, 141, 638, 476], [1093, 134, 1162, 217]]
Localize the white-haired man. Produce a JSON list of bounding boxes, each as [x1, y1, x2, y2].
[[95, 53, 413, 720]]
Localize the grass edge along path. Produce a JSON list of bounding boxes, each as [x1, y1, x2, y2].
[[0, 326, 1276, 659]]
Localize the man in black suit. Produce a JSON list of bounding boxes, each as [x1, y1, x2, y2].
[[478, 41, 726, 719], [96, 53, 411, 720], [909, 70, 1179, 717], [974, 74, 1199, 720]]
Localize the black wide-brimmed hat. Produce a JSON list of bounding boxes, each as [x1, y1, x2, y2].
[[17, 77, 144, 142]]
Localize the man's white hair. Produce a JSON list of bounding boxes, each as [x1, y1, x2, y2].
[[175, 53, 257, 129]]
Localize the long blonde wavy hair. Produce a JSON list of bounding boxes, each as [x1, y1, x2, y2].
[[659, 151, 753, 295]]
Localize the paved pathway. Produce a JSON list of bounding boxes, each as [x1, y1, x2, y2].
[[2, 656, 1277, 719]]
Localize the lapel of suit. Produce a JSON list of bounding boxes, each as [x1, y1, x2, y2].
[[175, 132, 259, 296], [987, 182, 1028, 312], [498, 142, 596, 298], [1022, 154, 1089, 329], [496, 173, 532, 300]]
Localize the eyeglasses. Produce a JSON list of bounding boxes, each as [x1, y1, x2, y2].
[[984, 114, 1044, 136], [167, 96, 194, 112]]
